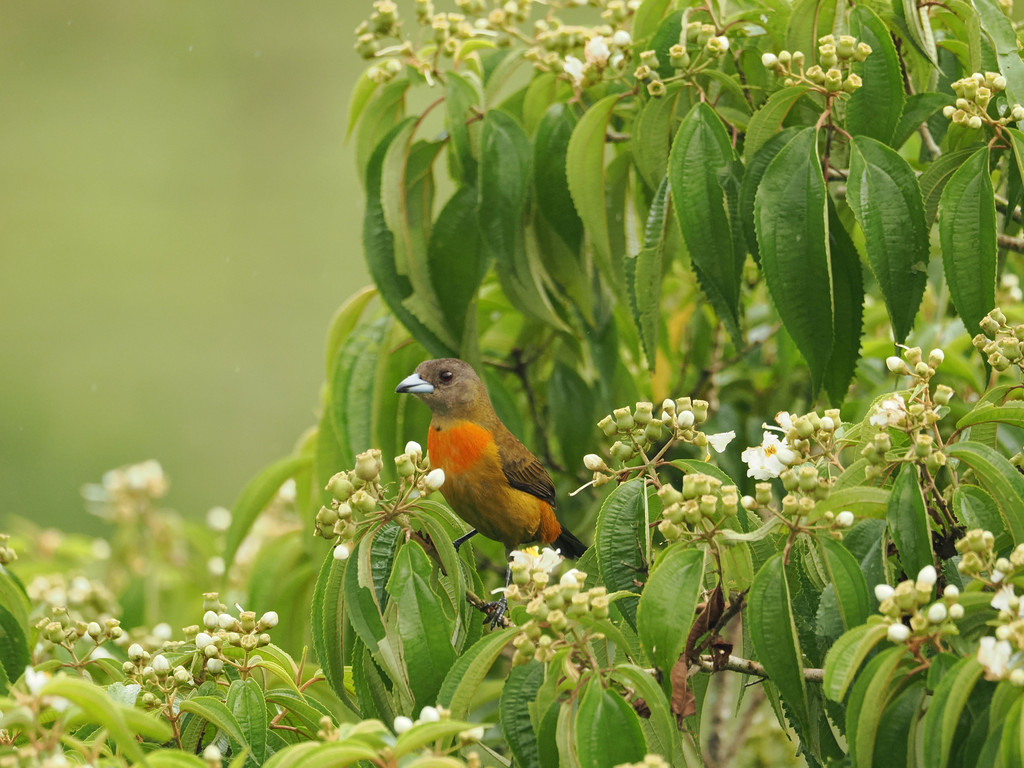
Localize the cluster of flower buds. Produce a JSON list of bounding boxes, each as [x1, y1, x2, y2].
[[741, 409, 838, 483], [499, 548, 609, 666], [27, 573, 121, 627], [393, 704, 447, 734], [973, 307, 1024, 372], [81, 459, 169, 523], [943, 72, 1024, 129], [956, 528, 999, 578], [35, 608, 124, 655], [885, 345, 948, 385], [174, 593, 279, 681], [874, 565, 962, 645], [124, 642, 196, 706], [762, 34, 870, 93], [557, 30, 631, 88], [656, 473, 738, 541], [0, 534, 16, 566]]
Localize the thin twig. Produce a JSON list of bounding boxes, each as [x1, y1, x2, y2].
[[999, 233, 1024, 253], [696, 654, 825, 682]]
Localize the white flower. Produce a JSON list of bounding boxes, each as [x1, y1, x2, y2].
[[206, 506, 232, 532], [887, 623, 910, 643], [885, 356, 905, 373], [870, 397, 907, 427], [203, 610, 219, 629], [419, 705, 441, 723], [612, 30, 631, 47], [583, 454, 605, 471], [991, 584, 1021, 614], [405, 441, 423, 461], [741, 432, 795, 480], [425, 468, 446, 492], [835, 511, 855, 528], [927, 603, 948, 623], [394, 715, 414, 733], [333, 543, 351, 560], [194, 632, 214, 649], [874, 584, 895, 602], [152, 655, 170, 674], [560, 568, 582, 587], [563, 55, 585, 85], [585, 36, 611, 67], [24, 666, 48, 696], [978, 636, 1014, 679], [510, 546, 563, 573], [677, 410, 696, 428], [916, 565, 937, 587], [993, 568, 1007, 583], [259, 611, 279, 629], [706, 431, 735, 453], [929, 348, 945, 364], [218, 613, 235, 630]]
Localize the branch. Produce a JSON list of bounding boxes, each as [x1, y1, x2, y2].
[[999, 233, 1024, 253], [995, 193, 1022, 222], [696, 654, 825, 682]]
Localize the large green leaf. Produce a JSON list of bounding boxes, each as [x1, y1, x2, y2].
[[355, 79, 408, 183], [427, 185, 484, 345], [566, 94, 624, 296], [633, 85, 688, 190], [824, 201, 865, 404], [261, 742, 380, 768], [938, 146, 996, 336], [444, 71, 480, 185], [387, 541, 457, 708], [635, 546, 704, 689], [595, 479, 651, 629], [886, 462, 934, 579], [548, 361, 596, 471], [610, 665, 684, 766], [574, 675, 647, 768], [500, 662, 545, 768], [669, 102, 744, 342], [920, 147, 976, 227], [823, 622, 891, 701], [743, 86, 809, 163], [847, 6, 906, 144], [632, 0, 674, 40], [846, 136, 929, 344], [953, 484, 1010, 550], [754, 127, 832, 393], [819, 538, 871, 631], [846, 646, 913, 768], [479, 109, 531, 271], [891, 93, 953, 150], [626, 175, 670, 367], [226, 678, 269, 766], [535, 104, 584, 253], [748, 553, 811, 740], [740, 127, 801, 262], [224, 454, 312, 570], [922, 657, 986, 768], [438, 627, 517, 720], [946, 441, 1024, 545]]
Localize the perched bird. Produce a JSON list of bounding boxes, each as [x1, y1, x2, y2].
[[396, 358, 587, 622]]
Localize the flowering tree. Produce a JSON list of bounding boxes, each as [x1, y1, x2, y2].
[[4, 0, 1024, 766]]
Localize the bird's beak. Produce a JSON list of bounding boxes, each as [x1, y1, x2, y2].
[[395, 372, 434, 394]]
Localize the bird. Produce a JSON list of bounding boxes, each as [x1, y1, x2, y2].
[[396, 358, 588, 624]]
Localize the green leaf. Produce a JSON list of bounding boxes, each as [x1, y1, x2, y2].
[[394, 719, 481, 756], [846, 136, 929, 344], [145, 753, 208, 768], [311, 550, 349, 704], [740, 127, 801, 262], [922, 657, 986, 768], [743, 87, 809, 163], [346, 69, 380, 141], [819, 538, 871, 631], [891, 93, 953, 150], [261, 742, 380, 768], [953, 485, 1010, 550], [43, 676, 172, 763], [324, 287, 377, 377], [548, 361, 596, 471], [355, 79, 408, 183], [636, 546, 704, 685], [535, 105, 584, 253], [566, 94, 624, 296], [824, 200, 865, 404], [363, 121, 455, 357], [958, 401, 1024, 431], [919, 147, 976, 227], [871, 680, 926, 768], [896, 0, 938, 65], [427, 185, 484, 345], [946, 441, 1024, 545], [847, 6, 906, 144], [227, 678, 268, 766], [633, 85, 688, 190], [846, 646, 912, 767], [632, 0, 674, 40], [938, 146, 996, 336], [595, 479, 651, 629], [754, 127, 832, 393], [626, 175, 670, 367], [180, 696, 249, 749], [574, 674, 647, 768], [0, 604, 29, 692], [748, 553, 811, 738], [886, 462, 934, 579], [444, 72, 480, 185], [501, 662, 545, 768], [387, 541, 457, 708], [479, 109, 531, 271], [264, 689, 332, 738], [823, 622, 891, 701], [609, 665, 684, 766], [225, 454, 312, 570], [437, 627, 516, 720], [669, 102, 743, 342], [974, 0, 1024, 110]]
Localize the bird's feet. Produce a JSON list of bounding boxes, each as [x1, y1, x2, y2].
[[483, 596, 509, 629]]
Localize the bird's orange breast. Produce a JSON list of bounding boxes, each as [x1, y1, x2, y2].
[[427, 420, 494, 475]]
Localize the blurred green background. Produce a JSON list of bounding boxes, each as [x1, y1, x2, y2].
[[1, 2, 373, 532]]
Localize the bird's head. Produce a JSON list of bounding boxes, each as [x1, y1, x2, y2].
[[395, 358, 488, 416]]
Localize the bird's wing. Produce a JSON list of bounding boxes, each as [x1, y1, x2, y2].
[[497, 434, 557, 507]]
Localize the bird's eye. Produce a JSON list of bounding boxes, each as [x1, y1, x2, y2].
[[439, 370, 454, 383]]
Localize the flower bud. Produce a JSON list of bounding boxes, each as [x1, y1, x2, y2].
[[597, 415, 617, 436], [613, 407, 634, 430], [326, 472, 354, 501], [887, 622, 910, 643], [875, 583, 895, 602], [610, 441, 633, 463], [394, 715, 414, 734], [835, 510, 855, 528], [128, 643, 146, 661], [206, 658, 224, 674], [425, 468, 446, 491], [949, 604, 964, 620], [333, 543, 351, 560], [927, 602, 947, 623]]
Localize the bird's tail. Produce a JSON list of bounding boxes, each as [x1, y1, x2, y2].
[[553, 526, 588, 559]]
